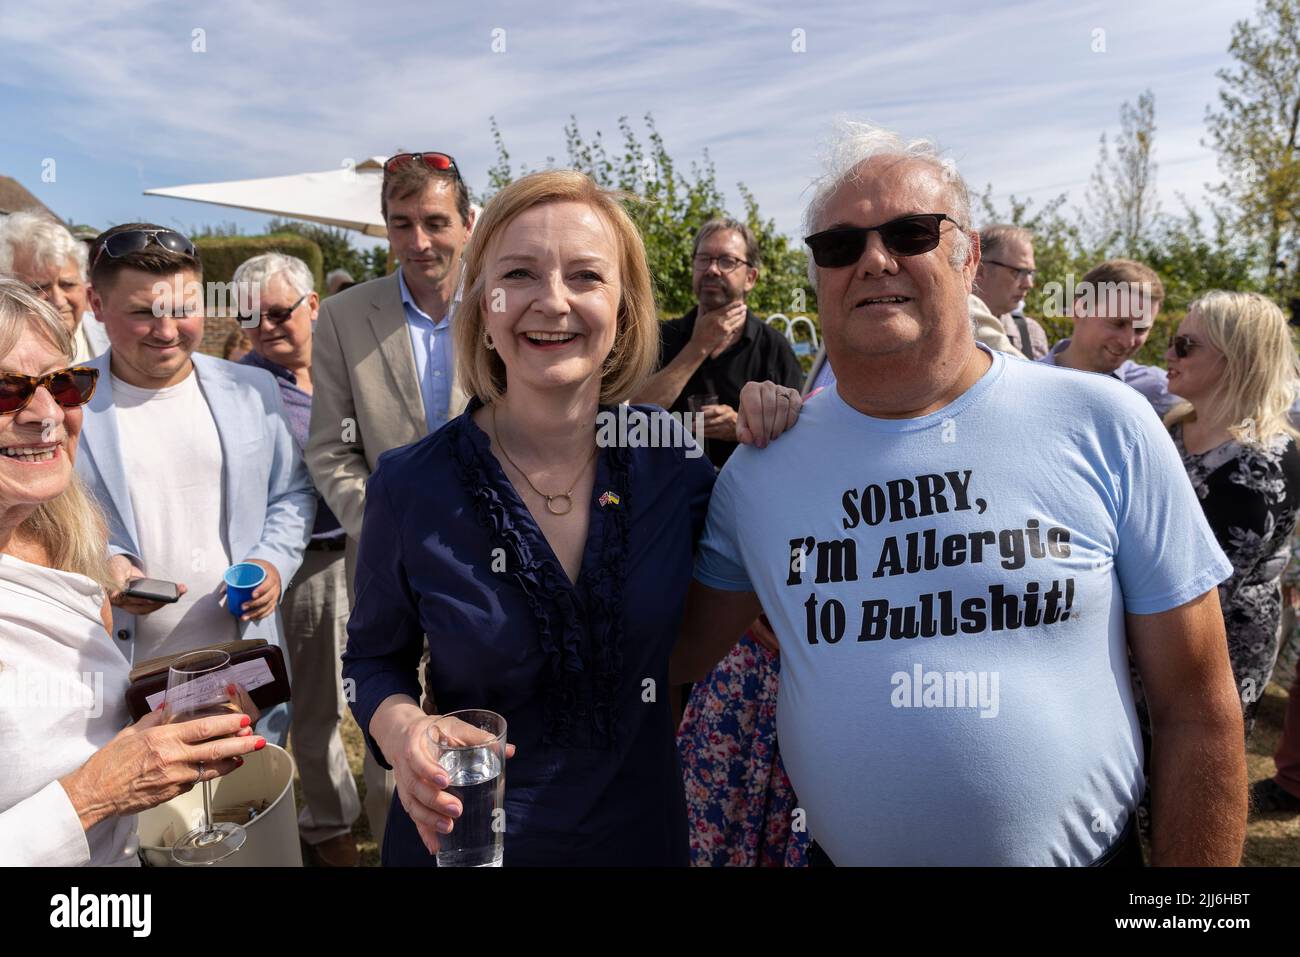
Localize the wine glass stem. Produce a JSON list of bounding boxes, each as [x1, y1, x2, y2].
[[201, 778, 215, 836]]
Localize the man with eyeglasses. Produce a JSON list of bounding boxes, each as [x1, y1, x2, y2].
[[1037, 259, 1179, 416], [0, 211, 110, 362], [74, 224, 314, 749], [233, 252, 360, 866], [305, 151, 474, 845], [674, 120, 1245, 866], [633, 217, 803, 469], [973, 224, 1049, 359]]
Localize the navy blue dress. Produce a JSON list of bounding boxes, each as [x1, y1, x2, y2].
[[343, 401, 716, 866]]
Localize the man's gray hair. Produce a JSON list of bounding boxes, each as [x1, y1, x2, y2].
[[325, 268, 355, 292], [802, 120, 973, 285], [978, 224, 1033, 262], [0, 210, 89, 280], [692, 217, 762, 270], [232, 251, 315, 298]]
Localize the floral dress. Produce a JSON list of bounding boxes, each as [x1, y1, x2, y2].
[[1172, 425, 1300, 734], [676, 635, 809, 867]]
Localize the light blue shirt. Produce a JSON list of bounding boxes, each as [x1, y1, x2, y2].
[[1039, 338, 1181, 417], [398, 267, 455, 430], [695, 345, 1231, 865]]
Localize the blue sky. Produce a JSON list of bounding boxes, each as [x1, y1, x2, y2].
[[0, 0, 1251, 244]]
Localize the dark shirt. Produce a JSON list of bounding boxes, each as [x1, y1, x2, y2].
[[240, 350, 343, 540], [342, 400, 716, 866], [658, 307, 805, 467]]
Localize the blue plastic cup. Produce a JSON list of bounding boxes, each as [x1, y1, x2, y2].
[[223, 562, 266, 618]]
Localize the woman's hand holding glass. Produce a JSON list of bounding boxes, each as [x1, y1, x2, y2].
[[383, 705, 516, 857], [57, 706, 262, 833]]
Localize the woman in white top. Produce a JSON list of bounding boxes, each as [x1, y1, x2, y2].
[[0, 279, 264, 866]]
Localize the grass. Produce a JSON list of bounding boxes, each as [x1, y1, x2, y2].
[[289, 680, 1298, 868]]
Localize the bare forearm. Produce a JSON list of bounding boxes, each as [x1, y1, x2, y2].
[[670, 584, 761, 684], [1148, 714, 1247, 865], [57, 768, 110, 832], [370, 694, 428, 765], [632, 341, 709, 409], [669, 636, 728, 686]]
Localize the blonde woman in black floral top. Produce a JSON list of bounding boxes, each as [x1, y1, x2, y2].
[[1164, 291, 1300, 736]]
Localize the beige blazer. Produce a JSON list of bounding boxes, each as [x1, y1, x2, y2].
[[968, 294, 1026, 360], [306, 271, 469, 542]]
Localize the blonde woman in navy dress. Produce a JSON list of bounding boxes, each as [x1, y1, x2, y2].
[[343, 171, 802, 865]]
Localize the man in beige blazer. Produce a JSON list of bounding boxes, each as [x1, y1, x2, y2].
[[306, 152, 474, 849]]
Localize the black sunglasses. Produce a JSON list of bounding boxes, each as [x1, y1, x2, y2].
[[0, 366, 99, 415], [244, 292, 309, 326], [91, 229, 197, 269], [805, 213, 965, 268], [383, 151, 461, 181], [1170, 334, 1200, 359]]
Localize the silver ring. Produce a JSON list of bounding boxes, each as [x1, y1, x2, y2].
[[196, 762, 204, 784]]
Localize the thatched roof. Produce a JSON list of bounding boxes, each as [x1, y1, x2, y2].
[[0, 176, 58, 218]]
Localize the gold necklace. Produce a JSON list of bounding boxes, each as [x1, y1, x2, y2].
[[491, 404, 598, 516]]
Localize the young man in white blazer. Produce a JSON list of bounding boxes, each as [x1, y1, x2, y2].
[[77, 224, 314, 747]]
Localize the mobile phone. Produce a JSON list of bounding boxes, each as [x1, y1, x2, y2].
[[123, 578, 180, 603]]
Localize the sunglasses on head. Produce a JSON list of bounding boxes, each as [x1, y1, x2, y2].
[[91, 229, 197, 269], [383, 151, 461, 180], [805, 213, 965, 268], [1170, 334, 1200, 358], [0, 366, 99, 416]]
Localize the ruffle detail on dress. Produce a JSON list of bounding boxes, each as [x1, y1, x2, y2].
[[447, 401, 630, 748]]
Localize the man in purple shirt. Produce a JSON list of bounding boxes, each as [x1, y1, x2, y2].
[[1037, 259, 1180, 417], [235, 252, 359, 867]]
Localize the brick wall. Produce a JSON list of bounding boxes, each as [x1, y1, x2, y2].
[[200, 310, 245, 359]]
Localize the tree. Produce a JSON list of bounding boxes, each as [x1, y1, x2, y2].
[[974, 187, 1093, 321], [1085, 90, 1160, 257], [484, 114, 815, 319], [1137, 199, 1264, 311], [1205, 0, 1300, 300], [265, 218, 388, 282]]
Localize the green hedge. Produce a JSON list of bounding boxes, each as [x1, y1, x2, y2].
[[193, 233, 325, 293]]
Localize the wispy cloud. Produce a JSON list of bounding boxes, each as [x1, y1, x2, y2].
[[0, 0, 1251, 237]]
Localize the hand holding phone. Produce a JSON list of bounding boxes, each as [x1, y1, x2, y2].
[[107, 555, 186, 616], [122, 578, 181, 604]]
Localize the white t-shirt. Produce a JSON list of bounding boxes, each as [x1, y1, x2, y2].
[[695, 346, 1233, 865], [113, 371, 237, 661], [0, 553, 137, 866]]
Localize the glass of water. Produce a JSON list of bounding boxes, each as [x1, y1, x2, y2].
[[426, 709, 508, 867]]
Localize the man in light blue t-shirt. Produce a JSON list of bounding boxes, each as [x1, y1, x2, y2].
[[673, 121, 1248, 866]]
